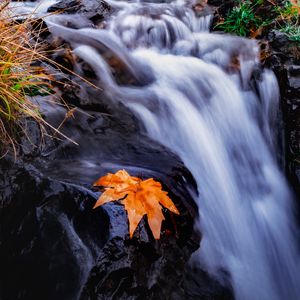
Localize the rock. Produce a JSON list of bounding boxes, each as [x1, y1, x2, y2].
[[269, 30, 290, 49], [287, 65, 300, 94], [263, 32, 300, 198], [48, 0, 112, 24], [182, 265, 233, 300], [1, 136, 199, 300], [80, 235, 197, 299], [1, 73, 202, 299], [1, 158, 104, 300]]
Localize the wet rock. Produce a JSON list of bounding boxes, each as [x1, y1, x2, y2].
[[80, 234, 198, 299], [182, 265, 233, 300], [1, 77, 201, 300], [48, 0, 112, 24], [269, 31, 290, 49], [1, 141, 199, 300], [1, 158, 104, 300], [263, 31, 300, 198], [287, 65, 300, 94]]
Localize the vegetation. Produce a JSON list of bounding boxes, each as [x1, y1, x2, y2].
[[216, 0, 300, 42], [279, 21, 300, 42], [0, 1, 62, 157], [276, 0, 300, 42], [215, 0, 272, 37]]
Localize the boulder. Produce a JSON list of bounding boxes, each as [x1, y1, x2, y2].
[[48, 0, 112, 24], [1, 80, 201, 299]]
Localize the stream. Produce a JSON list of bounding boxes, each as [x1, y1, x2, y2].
[[8, 0, 300, 299]]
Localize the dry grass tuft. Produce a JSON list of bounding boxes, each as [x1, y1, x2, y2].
[[0, 1, 69, 157]]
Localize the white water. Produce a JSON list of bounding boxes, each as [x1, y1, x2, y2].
[[46, 0, 300, 299], [10, 0, 58, 14]]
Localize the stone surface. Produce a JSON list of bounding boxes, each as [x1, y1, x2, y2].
[[48, 0, 112, 24], [264, 30, 300, 198], [1, 66, 204, 299], [1, 99, 200, 299]]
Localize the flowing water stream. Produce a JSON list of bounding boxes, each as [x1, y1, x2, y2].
[[29, 0, 300, 299]]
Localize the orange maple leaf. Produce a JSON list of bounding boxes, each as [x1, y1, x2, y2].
[[93, 170, 179, 239]]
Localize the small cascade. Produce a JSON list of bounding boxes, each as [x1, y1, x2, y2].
[[44, 1, 300, 299]]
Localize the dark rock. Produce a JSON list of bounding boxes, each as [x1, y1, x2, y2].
[[263, 32, 300, 199], [1, 158, 104, 300], [182, 265, 233, 300], [80, 235, 198, 299], [1, 141, 199, 300], [1, 77, 201, 300], [287, 65, 300, 93], [269, 31, 290, 49], [47, 0, 112, 24]]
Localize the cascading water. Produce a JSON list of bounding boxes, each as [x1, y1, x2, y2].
[[45, 0, 300, 299]]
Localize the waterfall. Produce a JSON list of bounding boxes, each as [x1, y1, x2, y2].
[[46, 1, 300, 299]]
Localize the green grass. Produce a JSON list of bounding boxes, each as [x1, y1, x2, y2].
[[215, 0, 272, 37], [276, 1, 300, 42], [215, 0, 300, 43], [279, 21, 300, 42]]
